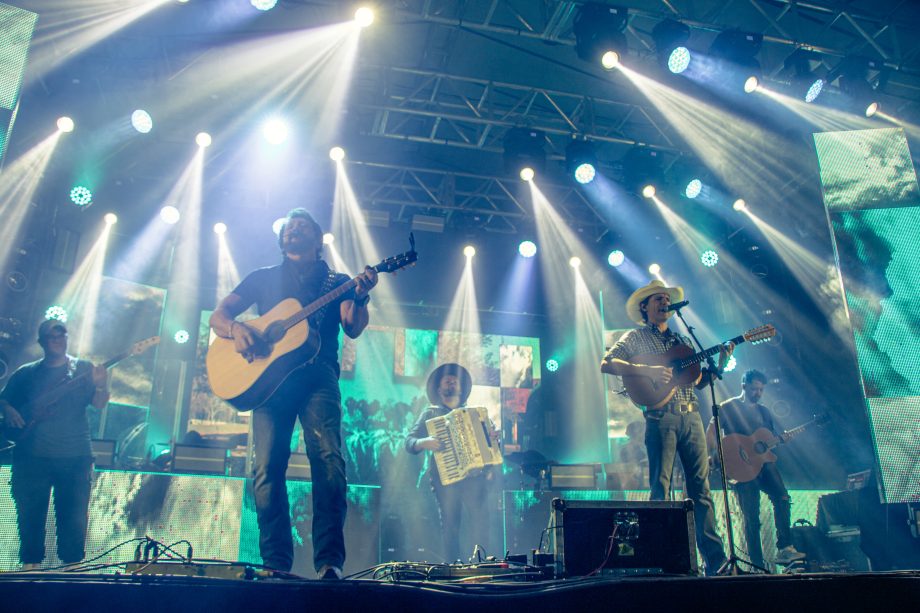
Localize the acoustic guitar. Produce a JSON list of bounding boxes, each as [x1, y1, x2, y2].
[[620, 325, 775, 409], [207, 240, 418, 410], [1, 336, 160, 443], [717, 414, 830, 483]]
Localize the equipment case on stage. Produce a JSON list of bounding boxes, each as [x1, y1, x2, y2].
[[547, 498, 698, 577]]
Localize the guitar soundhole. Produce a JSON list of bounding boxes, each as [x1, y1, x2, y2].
[[263, 322, 286, 344], [754, 442, 767, 454]]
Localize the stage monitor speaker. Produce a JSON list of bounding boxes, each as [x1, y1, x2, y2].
[[548, 464, 597, 489], [172, 444, 227, 475], [548, 498, 698, 577], [287, 452, 311, 481], [91, 439, 117, 468]]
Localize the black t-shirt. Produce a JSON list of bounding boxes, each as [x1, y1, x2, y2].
[[231, 258, 355, 367], [717, 396, 777, 437], [0, 358, 95, 459]]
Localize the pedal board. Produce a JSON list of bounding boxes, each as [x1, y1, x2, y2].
[[125, 561, 255, 580], [426, 562, 551, 581]]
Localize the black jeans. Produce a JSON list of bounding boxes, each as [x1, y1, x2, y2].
[[251, 362, 347, 573], [645, 409, 726, 574], [734, 461, 793, 568], [432, 472, 491, 563], [11, 455, 94, 564]]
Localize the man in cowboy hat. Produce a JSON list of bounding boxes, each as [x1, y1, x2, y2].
[[601, 279, 732, 575], [405, 363, 499, 562]]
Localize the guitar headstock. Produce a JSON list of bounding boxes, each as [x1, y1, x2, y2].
[[130, 336, 161, 356], [375, 234, 418, 274], [743, 324, 776, 345]]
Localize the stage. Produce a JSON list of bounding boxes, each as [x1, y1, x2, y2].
[[2, 569, 919, 612]]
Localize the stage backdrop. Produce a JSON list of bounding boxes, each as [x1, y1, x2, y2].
[[815, 127, 920, 504]]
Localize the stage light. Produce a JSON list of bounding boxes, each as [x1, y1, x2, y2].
[[685, 178, 703, 199], [709, 30, 763, 93], [569, 256, 581, 269], [57, 116, 74, 133], [463, 245, 476, 258], [648, 263, 661, 275], [519, 167, 535, 182], [160, 206, 180, 224], [272, 217, 286, 235], [642, 184, 656, 198], [44, 305, 68, 322], [733, 198, 747, 211], [652, 19, 692, 74], [70, 186, 93, 207], [174, 330, 190, 344], [835, 56, 885, 117], [566, 139, 598, 185], [323, 232, 334, 245], [251, 0, 278, 10], [213, 222, 227, 235], [504, 128, 545, 178], [700, 249, 719, 268], [329, 146, 345, 161], [104, 213, 118, 225], [607, 250, 625, 267], [354, 7, 374, 27], [601, 51, 620, 70], [573, 163, 597, 184], [621, 146, 663, 197], [668, 47, 692, 74], [784, 49, 827, 103], [744, 76, 759, 93], [262, 117, 288, 144], [518, 241, 537, 258], [196, 132, 212, 148], [573, 3, 628, 67], [545, 358, 559, 373], [131, 109, 153, 133], [865, 101, 880, 117], [723, 355, 737, 373]]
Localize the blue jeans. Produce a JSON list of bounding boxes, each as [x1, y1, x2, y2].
[[645, 409, 726, 573], [11, 455, 93, 564], [251, 362, 347, 573], [734, 461, 793, 568]]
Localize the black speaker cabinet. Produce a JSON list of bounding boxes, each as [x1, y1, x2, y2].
[[548, 498, 698, 577]]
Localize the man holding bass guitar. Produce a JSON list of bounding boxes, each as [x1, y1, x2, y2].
[[0, 318, 109, 570], [601, 279, 731, 575], [707, 369, 806, 568], [209, 208, 378, 579]]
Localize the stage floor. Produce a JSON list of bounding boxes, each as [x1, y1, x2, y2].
[[1, 569, 919, 612]]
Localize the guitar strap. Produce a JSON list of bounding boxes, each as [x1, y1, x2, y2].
[[307, 271, 341, 331]]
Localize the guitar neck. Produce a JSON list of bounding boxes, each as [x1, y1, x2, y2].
[[284, 277, 360, 330], [677, 335, 745, 370]]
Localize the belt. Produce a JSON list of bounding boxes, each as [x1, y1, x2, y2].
[[646, 401, 699, 417]]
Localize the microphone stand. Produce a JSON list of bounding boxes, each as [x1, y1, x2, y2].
[[671, 306, 765, 576]]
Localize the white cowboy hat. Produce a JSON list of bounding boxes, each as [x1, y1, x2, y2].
[[625, 279, 684, 325]]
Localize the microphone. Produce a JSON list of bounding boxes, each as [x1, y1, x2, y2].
[[665, 300, 689, 312]]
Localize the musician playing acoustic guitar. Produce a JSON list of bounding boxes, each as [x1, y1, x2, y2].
[[0, 318, 109, 570], [601, 279, 731, 576], [209, 208, 377, 580], [707, 369, 806, 568]]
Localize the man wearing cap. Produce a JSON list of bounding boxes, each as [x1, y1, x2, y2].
[[601, 280, 731, 575], [405, 363, 499, 562], [0, 319, 109, 570], [209, 208, 377, 580]]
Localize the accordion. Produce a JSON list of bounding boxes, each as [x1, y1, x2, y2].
[[426, 406, 503, 486]]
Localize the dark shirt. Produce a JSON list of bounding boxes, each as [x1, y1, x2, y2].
[[717, 396, 777, 437], [0, 357, 95, 459], [232, 258, 355, 367]]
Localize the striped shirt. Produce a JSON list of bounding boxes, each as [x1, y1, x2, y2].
[[605, 323, 698, 407]]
